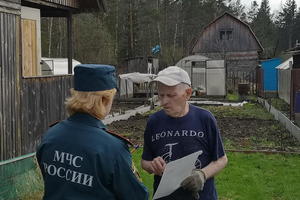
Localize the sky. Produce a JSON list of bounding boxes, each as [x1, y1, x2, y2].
[[240, 0, 300, 13]]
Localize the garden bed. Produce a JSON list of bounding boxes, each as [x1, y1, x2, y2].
[[108, 102, 300, 152]]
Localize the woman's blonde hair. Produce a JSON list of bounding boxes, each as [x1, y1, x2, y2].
[[65, 88, 116, 120]]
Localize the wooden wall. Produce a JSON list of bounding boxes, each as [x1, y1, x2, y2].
[[21, 18, 38, 76], [192, 14, 262, 54], [0, 1, 74, 161], [20, 76, 73, 155], [0, 10, 22, 161], [44, 0, 79, 8]]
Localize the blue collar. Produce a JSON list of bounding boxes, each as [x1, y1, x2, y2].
[[67, 112, 106, 129]]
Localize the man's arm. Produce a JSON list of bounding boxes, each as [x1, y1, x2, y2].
[[141, 159, 154, 174], [201, 154, 228, 179], [141, 157, 166, 176], [181, 154, 228, 194]]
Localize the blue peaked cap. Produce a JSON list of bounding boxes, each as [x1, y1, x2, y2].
[[74, 64, 117, 91]]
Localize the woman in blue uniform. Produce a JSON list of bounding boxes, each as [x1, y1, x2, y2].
[[36, 64, 148, 200]]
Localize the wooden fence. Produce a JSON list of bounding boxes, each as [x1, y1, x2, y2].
[[0, 74, 73, 161], [256, 67, 264, 97], [20, 75, 73, 155], [226, 70, 256, 94], [291, 69, 300, 119]]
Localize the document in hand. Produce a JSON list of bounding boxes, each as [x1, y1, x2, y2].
[[153, 150, 203, 199]]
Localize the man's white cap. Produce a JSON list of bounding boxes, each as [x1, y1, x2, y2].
[[153, 66, 191, 86]]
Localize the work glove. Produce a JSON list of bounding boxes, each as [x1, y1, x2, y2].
[[180, 169, 206, 197]]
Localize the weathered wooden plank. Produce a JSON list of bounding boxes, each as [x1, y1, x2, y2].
[[23, 0, 79, 9], [3, 13, 9, 159], [15, 15, 21, 157], [0, 12, 4, 161], [0, 0, 21, 10], [7, 13, 13, 158]]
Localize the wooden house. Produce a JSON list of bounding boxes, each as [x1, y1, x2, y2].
[[190, 12, 263, 74], [0, 0, 105, 162]]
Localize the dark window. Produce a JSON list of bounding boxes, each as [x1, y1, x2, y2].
[[220, 29, 233, 40], [220, 31, 226, 40]]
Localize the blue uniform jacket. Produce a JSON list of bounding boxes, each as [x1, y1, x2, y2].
[[36, 112, 148, 200]]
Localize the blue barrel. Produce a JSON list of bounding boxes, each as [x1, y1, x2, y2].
[[295, 91, 300, 113]]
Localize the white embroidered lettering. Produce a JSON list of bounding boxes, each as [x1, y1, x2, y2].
[[65, 153, 73, 165], [73, 156, 83, 168], [47, 165, 57, 176], [53, 151, 65, 163], [71, 171, 83, 184], [57, 167, 66, 178], [82, 174, 94, 187]]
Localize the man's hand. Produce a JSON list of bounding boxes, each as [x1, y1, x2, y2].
[[151, 157, 166, 176], [181, 169, 206, 193]]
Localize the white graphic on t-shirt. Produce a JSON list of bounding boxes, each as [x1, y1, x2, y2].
[[161, 143, 203, 169], [161, 143, 178, 163], [195, 157, 202, 169]]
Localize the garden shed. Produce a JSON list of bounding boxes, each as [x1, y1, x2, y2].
[[175, 55, 226, 96], [190, 12, 263, 74]]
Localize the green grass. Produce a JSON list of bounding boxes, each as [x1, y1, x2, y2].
[[226, 93, 240, 101], [132, 150, 300, 200], [217, 152, 300, 200], [268, 98, 290, 112], [132, 148, 154, 196], [225, 93, 257, 102], [202, 103, 274, 120]]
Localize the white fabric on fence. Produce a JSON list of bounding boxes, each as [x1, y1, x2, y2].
[[119, 72, 156, 83]]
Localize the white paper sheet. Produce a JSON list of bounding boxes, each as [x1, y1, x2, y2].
[[153, 150, 203, 199]]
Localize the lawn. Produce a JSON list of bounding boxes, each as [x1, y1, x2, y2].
[[132, 149, 300, 200]]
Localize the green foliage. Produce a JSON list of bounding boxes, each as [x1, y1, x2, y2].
[[0, 154, 43, 200], [225, 93, 239, 101], [250, 0, 278, 58], [202, 103, 274, 120], [143, 105, 162, 116], [276, 0, 298, 50], [268, 97, 290, 112]]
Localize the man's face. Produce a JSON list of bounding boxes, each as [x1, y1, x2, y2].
[[157, 83, 191, 117]]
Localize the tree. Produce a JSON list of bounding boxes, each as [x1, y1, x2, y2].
[[277, 0, 297, 49], [247, 1, 259, 23], [251, 0, 277, 57], [293, 8, 300, 45], [227, 0, 246, 20]]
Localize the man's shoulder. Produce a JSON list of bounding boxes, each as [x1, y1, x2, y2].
[[148, 109, 165, 120], [190, 104, 214, 118]]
